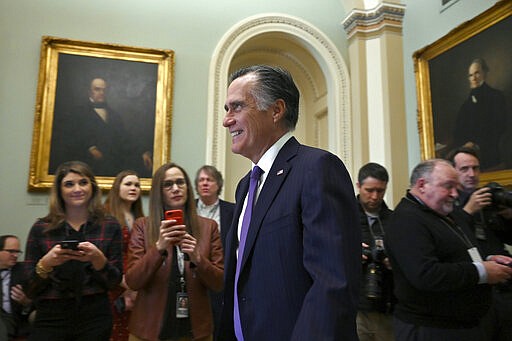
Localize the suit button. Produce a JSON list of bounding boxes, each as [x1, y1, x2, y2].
[[241, 297, 247, 302]]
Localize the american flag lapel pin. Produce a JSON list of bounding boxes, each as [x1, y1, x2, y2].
[[277, 169, 284, 176]]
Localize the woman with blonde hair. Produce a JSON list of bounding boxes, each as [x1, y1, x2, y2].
[[105, 170, 145, 341], [24, 161, 122, 340], [126, 162, 223, 341]]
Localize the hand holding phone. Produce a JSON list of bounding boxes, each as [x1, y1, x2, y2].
[[60, 240, 80, 251], [164, 209, 189, 260]]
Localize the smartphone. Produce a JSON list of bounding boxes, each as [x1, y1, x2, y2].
[[60, 240, 80, 250], [165, 209, 183, 224], [164, 209, 189, 260]]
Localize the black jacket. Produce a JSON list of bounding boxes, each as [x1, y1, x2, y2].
[[357, 198, 395, 313], [385, 192, 491, 328]]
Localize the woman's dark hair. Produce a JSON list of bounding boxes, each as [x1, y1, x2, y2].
[[146, 162, 200, 244], [44, 161, 103, 230]]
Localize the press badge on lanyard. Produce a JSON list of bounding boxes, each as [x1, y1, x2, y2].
[[176, 247, 189, 318], [468, 247, 483, 262]]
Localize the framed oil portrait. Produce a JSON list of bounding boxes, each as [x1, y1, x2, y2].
[[414, 1, 512, 186], [28, 36, 174, 191]]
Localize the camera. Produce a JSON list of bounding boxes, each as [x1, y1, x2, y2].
[[362, 238, 387, 300], [484, 182, 512, 208]]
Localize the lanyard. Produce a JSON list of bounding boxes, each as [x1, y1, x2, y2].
[[439, 218, 474, 249], [175, 246, 186, 292]]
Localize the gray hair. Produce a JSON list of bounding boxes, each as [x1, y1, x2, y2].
[[229, 65, 300, 131], [410, 159, 452, 187]]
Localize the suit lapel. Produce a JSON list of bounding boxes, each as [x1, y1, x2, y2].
[[240, 137, 299, 270], [226, 172, 250, 270]]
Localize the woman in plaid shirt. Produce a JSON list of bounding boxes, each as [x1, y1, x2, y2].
[[24, 161, 123, 340]]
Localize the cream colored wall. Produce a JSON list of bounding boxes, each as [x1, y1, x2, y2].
[[0, 0, 500, 247], [0, 0, 349, 245]]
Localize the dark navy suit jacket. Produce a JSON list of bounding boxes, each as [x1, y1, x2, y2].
[[218, 137, 360, 341], [219, 200, 235, 250]]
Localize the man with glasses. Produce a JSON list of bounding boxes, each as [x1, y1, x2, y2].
[[0, 235, 32, 340]]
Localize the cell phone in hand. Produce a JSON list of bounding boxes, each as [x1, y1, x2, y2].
[[164, 209, 189, 260], [165, 209, 183, 224], [60, 240, 80, 250]]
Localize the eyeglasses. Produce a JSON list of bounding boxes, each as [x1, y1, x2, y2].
[[162, 178, 187, 190], [1, 249, 23, 255]]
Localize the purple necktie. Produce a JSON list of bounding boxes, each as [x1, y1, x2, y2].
[[234, 165, 263, 341]]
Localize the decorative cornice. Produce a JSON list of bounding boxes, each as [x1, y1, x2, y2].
[[342, 2, 406, 39]]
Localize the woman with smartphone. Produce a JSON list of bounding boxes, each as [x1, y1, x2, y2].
[[104, 170, 145, 341], [126, 162, 223, 341], [24, 161, 123, 340]]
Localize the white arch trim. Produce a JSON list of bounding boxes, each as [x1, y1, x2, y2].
[[206, 13, 353, 176]]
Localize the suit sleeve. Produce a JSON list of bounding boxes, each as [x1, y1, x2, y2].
[[292, 152, 360, 340]]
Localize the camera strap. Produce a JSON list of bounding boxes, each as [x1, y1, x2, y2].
[[367, 215, 385, 239]]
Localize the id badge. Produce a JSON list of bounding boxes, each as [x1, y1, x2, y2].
[[468, 247, 483, 262], [176, 292, 189, 318]]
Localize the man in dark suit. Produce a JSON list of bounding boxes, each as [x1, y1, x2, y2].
[[217, 65, 360, 340], [194, 164, 235, 337], [49, 77, 153, 177], [452, 58, 510, 171], [0, 235, 32, 340]]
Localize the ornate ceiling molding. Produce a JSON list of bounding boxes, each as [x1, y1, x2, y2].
[[342, 2, 406, 39]]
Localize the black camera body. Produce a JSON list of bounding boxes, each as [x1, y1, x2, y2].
[[485, 182, 512, 208], [362, 238, 387, 300], [476, 182, 512, 233]]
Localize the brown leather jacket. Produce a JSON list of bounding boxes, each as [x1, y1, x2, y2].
[[126, 216, 224, 340]]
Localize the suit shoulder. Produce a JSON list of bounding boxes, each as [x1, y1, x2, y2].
[[220, 199, 235, 209]]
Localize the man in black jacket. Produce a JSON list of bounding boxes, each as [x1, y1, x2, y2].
[[452, 58, 510, 171], [356, 163, 394, 341], [385, 159, 512, 341], [449, 144, 512, 340]]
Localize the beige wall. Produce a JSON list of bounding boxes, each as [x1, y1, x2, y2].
[[0, 0, 499, 246]]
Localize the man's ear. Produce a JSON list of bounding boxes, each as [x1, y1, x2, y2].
[[272, 99, 286, 123], [417, 178, 427, 193]]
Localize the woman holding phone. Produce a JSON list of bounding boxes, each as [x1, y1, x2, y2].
[[126, 162, 223, 341], [24, 161, 123, 340], [104, 170, 145, 341]]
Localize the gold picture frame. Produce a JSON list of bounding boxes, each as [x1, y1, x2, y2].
[[28, 36, 174, 192], [414, 1, 512, 185]]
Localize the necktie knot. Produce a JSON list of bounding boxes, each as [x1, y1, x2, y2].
[[251, 166, 263, 181]]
